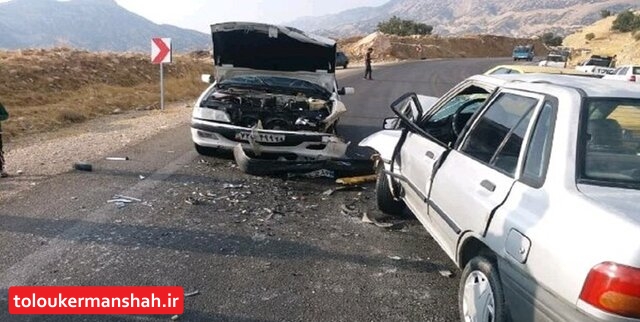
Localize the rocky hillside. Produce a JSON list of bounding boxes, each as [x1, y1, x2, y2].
[[563, 12, 640, 65], [340, 32, 548, 62], [0, 0, 209, 52], [289, 0, 639, 37]]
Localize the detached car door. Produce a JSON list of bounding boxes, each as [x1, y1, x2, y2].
[[429, 90, 545, 243]]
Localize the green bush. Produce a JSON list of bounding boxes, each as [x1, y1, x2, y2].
[[377, 16, 433, 36], [585, 33, 596, 41], [541, 32, 563, 46], [611, 10, 640, 32]]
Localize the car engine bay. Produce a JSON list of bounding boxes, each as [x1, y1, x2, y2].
[[201, 89, 333, 132]]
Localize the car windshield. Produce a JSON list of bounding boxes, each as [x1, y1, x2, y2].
[[585, 58, 611, 67], [547, 55, 565, 62], [218, 75, 330, 97], [580, 98, 640, 189]]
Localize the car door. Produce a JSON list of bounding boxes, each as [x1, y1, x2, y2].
[[428, 90, 545, 253], [398, 81, 496, 250]]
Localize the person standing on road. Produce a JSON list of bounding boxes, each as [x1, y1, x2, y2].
[[0, 101, 8, 178], [364, 47, 373, 80]]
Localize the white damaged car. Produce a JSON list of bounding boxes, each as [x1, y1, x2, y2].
[[361, 74, 640, 322], [191, 22, 354, 160]]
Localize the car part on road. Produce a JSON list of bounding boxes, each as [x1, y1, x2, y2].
[[321, 185, 364, 196], [336, 174, 377, 185], [73, 162, 93, 172], [361, 212, 396, 229], [233, 144, 374, 177], [105, 156, 129, 161], [184, 290, 200, 298]]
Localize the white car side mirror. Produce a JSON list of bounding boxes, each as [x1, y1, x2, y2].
[[339, 87, 355, 95], [201, 74, 213, 84]]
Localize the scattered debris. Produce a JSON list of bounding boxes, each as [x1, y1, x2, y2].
[[322, 185, 364, 196], [105, 156, 129, 161], [361, 212, 395, 228], [388, 256, 402, 261], [184, 290, 200, 298], [16, 170, 24, 175], [288, 169, 335, 179], [139, 175, 146, 180], [340, 204, 358, 215], [223, 183, 245, 189], [107, 195, 142, 208], [113, 195, 141, 202], [170, 315, 180, 321], [73, 162, 93, 172], [185, 197, 200, 205], [439, 270, 454, 278], [336, 174, 377, 185]]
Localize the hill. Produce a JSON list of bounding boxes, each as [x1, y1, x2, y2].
[[0, 0, 209, 52], [288, 0, 639, 38], [563, 12, 640, 65]]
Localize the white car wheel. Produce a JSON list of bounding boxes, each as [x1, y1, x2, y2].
[[459, 256, 508, 322], [462, 270, 495, 322]]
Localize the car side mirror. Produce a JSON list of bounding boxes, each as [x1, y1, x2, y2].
[[390, 92, 423, 122], [201, 74, 213, 84], [383, 117, 400, 130], [338, 87, 355, 95]]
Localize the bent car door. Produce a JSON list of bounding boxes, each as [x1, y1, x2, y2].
[[398, 82, 495, 252], [429, 90, 545, 248]]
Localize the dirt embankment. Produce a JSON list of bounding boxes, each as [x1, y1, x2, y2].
[[339, 32, 548, 62], [563, 14, 640, 66], [0, 48, 212, 139]]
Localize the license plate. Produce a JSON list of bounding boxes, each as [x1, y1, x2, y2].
[[235, 132, 286, 143]]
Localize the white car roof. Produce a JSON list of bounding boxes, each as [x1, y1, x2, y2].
[[471, 73, 640, 99]]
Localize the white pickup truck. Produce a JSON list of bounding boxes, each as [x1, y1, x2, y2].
[[575, 55, 616, 75], [602, 65, 640, 82]]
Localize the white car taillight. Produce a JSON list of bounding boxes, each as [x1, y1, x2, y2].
[[579, 262, 640, 319]]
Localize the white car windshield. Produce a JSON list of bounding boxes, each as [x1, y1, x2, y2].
[[581, 98, 640, 189]]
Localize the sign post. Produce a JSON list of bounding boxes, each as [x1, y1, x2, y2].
[[151, 38, 172, 110]]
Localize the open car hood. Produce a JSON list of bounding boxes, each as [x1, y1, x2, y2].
[[211, 22, 336, 74]]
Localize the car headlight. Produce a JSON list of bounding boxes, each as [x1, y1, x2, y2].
[[193, 107, 231, 122]]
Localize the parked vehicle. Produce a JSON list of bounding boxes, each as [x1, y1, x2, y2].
[[361, 73, 640, 322], [191, 22, 354, 159], [538, 53, 568, 68], [575, 55, 616, 75], [603, 65, 640, 82], [485, 64, 597, 77], [336, 51, 349, 69], [512, 45, 534, 61]]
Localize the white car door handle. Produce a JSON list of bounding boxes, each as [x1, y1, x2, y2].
[[425, 151, 435, 159], [480, 180, 496, 192]]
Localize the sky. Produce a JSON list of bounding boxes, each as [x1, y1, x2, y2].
[[113, 0, 389, 33]]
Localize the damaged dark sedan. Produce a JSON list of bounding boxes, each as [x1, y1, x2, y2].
[[191, 22, 354, 160]]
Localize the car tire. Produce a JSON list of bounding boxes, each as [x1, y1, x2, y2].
[[375, 165, 405, 216], [459, 256, 510, 322], [343, 64, 348, 69], [194, 143, 219, 156]]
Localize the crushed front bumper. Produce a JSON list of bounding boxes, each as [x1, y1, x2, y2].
[[191, 118, 348, 159]]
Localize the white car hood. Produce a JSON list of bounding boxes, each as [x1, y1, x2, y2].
[[211, 22, 337, 74], [578, 184, 640, 226]]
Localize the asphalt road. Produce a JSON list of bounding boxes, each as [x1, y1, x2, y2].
[[0, 57, 511, 322]]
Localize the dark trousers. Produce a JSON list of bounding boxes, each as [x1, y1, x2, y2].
[[0, 133, 4, 171], [364, 63, 372, 79]]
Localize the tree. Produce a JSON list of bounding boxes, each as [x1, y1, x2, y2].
[[600, 9, 612, 18], [377, 16, 433, 36], [585, 33, 596, 41], [541, 32, 563, 46], [611, 10, 640, 32]]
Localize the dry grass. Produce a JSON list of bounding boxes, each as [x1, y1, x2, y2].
[[563, 14, 640, 66], [0, 48, 211, 139]]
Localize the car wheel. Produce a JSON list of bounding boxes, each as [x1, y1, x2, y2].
[[343, 64, 348, 69], [375, 165, 405, 216], [194, 143, 219, 156], [459, 256, 509, 322]]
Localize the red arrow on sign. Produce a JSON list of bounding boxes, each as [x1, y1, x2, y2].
[[151, 38, 171, 64]]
